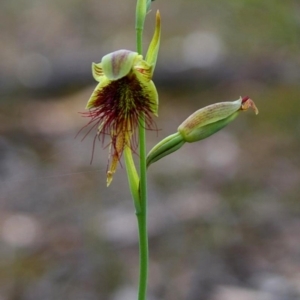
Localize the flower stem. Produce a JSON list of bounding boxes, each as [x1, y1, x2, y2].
[[135, 0, 146, 54], [135, 1, 149, 299], [137, 117, 148, 300]]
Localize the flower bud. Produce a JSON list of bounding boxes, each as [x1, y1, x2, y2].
[[146, 96, 258, 168], [178, 96, 258, 143]]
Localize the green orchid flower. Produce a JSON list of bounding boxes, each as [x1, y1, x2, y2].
[[81, 11, 161, 186]]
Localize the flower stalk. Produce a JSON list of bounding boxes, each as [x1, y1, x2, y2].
[[135, 3, 160, 300]]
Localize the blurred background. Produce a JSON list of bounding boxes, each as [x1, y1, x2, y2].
[[1, 0, 300, 299]]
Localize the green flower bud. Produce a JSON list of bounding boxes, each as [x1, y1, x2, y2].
[[147, 96, 258, 168], [178, 96, 258, 143]]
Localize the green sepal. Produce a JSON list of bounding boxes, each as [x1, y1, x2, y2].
[[145, 11, 161, 75], [91, 62, 104, 82], [124, 145, 141, 212]]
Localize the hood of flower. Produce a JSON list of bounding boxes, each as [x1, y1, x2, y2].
[[101, 50, 144, 81]]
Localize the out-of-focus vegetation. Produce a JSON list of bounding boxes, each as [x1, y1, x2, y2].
[[1, 0, 300, 299]]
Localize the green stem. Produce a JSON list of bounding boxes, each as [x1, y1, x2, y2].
[[135, 1, 148, 299], [137, 116, 148, 300], [135, 0, 146, 55]]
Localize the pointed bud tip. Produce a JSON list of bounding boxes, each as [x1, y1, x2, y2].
[[107, 171, 113, 187], [241, 96, 259, 115]]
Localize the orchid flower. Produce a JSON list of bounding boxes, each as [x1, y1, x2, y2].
[[81, 11, 161, 186]]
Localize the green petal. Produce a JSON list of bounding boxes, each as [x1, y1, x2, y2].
[[85, 77, 111, 109], [92, 62, 104, 82], [145, 11, 161, 75], [135, 74, 159, 116], [124, 145, 140, 212], [102, 50, 139, 81], [147, 80, 159, 116], [133, 59, 153, 82], [132, 59, 158, 115]]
